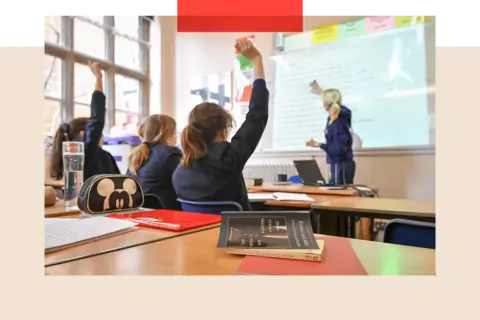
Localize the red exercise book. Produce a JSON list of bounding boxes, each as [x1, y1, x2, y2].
[[108, 209, 221, 232], [236, 236, 367, 275]]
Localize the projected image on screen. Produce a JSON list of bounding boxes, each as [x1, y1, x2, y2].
[[272, 23, 432, 150]]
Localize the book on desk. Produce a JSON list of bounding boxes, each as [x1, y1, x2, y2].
[[108, 209, 221, 231], [234, 236, 367, 276], [45, 217, 138, 253]]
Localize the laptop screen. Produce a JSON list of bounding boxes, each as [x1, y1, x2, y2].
[[293, 160, 325, 185]]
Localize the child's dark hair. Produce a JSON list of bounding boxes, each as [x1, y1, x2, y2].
[[49, 117, 88, 180], [181, 102, 233, 167]]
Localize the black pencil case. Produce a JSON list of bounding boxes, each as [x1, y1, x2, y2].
[[77, 174, 144, 214]]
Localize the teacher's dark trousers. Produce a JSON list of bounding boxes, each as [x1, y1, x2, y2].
[[329, 161, 356, 185]]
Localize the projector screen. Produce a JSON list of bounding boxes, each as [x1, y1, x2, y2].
[[259, 19, 435, 152]]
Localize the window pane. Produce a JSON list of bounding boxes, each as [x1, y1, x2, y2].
[[74, 18, 105, 58], [75, 8, 104, 25], [115, 35, 140, 70], [74, 63, 96, 104], [45, 16, 62, 45], [74, 104, 91, 118], [45, 99, 61, 136], [115, 75, 140, 113], [44, 55, 62, 99], [114, 16, 139, 38], [115, 111, 139, 132]]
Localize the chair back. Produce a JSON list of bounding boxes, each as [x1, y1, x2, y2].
[[177, 199, 243, 215], [288, 175, 303, 184], [383, 219, 435, 249], [143, 193, 164, 209]]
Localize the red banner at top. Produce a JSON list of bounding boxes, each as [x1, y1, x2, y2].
[[177, 0, 303, 32], [177, 0, 303, 17]]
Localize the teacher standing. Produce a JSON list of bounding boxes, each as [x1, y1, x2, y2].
[[306, 84, 355, 185]]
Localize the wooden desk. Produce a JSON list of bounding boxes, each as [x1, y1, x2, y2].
[[253, 183, 358, 196], [263, 194, 340, 209], [45, 180, 64, 188], [311, 197, 435, 239], [45, 228, 435, 275], [44, 200, 80, 218], [312, 197, 435, 221], [45, 218, 220, 267]]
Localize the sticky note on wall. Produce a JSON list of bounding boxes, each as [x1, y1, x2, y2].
[[338, 18, 366, 39], [395, 16, 426, 28], [312, 23, 339, 45], [366, 16, 395, 33]]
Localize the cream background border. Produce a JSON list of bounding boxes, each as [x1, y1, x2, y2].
[[0, 46, 478, 319]]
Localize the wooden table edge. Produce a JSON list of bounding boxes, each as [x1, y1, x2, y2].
[[44, 224, 221, 268]]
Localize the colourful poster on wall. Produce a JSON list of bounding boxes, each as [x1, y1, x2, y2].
[[366, 16, 395, 34], [338, 18, 366, 40], [312, 23, 339, 45]]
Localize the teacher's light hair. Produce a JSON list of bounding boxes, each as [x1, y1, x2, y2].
[[323, 89, 342, 124]]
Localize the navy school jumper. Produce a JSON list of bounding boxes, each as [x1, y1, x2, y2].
[[320, 106, 355, 184], [172, 79, 269, 211], [65, 91, 120, 200], [127, 143, 183, 210]]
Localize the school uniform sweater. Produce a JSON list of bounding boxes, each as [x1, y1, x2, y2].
[[127, 143, 182, 210], [320, 106, 354, 165], [80, 91, 120, 181], [172, 79, 269, 211]]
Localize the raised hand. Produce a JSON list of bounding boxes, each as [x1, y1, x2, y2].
[[89, 62, 102, 78], [310, 80, 323, 95], [235, 38, 261, 61], [305, 138, 319, 148]]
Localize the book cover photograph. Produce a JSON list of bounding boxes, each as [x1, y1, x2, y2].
[[217, 211, 318, 249]]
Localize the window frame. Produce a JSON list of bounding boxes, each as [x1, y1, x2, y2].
[[44, 16, 151, 136]]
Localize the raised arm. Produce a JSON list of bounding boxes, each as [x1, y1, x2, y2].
[[230, 38, 269, 168], [84, 62, 106, 160]]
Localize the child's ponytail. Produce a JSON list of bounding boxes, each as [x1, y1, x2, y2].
[[49, 118, 88, 180], [49, 123, 70, 180]]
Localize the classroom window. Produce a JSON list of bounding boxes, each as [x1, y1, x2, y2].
[[44, 99, 61, 136], [114, 16, 140, 38], [45, 16, 63, 46], [44, 16, 153, 138], [115, 75, 140, 113], [74, 103, 91, 119], [74, 63, 96, 105], [115, 35, 141, 70], [115, 111, 139, 130], [73, 16, 106, 59], [44, 55, 62, 99]]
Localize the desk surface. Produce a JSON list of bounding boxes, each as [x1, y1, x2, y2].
[[312, 197, 435, 218], [45, 217, 220, 267], [253, 183, 358, 196], [263, 194, 340, 208], [45, 228, 435, 275], [44, 200, 80, 217], [45, 180, 64, 188]]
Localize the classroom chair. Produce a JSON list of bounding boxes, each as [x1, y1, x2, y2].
[[288, 175, 303, 184], [383, 219, 435, 249], [177, 199, 243, 215], [143, 193, 164, 209]]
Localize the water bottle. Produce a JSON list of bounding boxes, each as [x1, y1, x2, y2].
[[62, 141, 85, 211]]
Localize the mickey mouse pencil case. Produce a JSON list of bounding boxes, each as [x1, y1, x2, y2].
[[77, 174, 144, 214]]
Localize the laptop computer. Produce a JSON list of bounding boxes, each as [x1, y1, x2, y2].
[[293, 160, 346, 188], [108, 209, 221, 231]]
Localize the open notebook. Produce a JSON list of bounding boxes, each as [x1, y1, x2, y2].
[[248, 192, 314, 202], [45, 217, 138, 253]]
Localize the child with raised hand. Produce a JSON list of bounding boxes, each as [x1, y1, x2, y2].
[[172, 38, 269, 210], [49, 62, 119, 183]]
